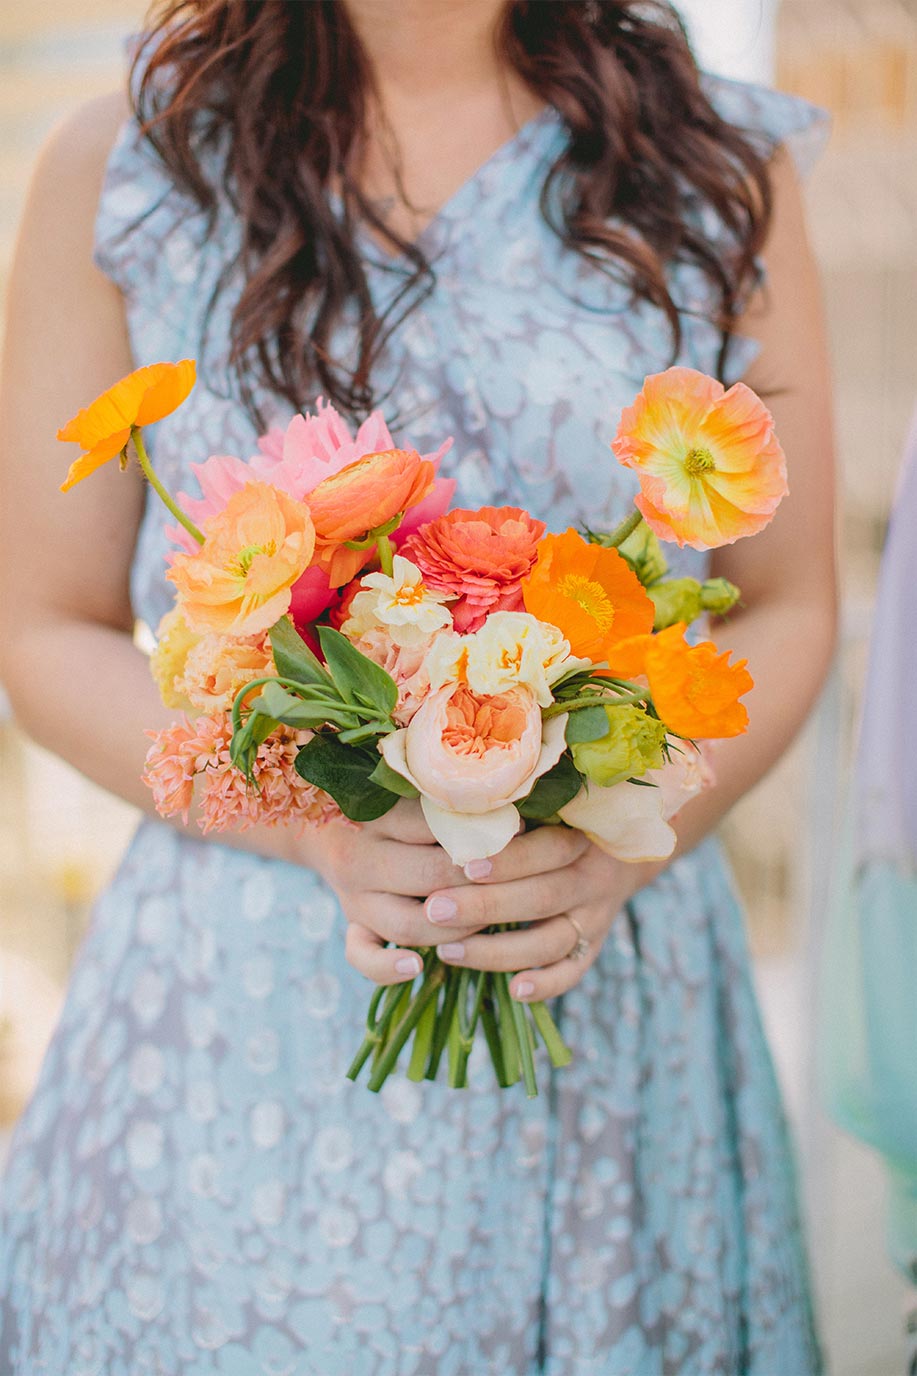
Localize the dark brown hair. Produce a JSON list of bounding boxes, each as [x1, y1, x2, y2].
[[134, 0, 773, 422]]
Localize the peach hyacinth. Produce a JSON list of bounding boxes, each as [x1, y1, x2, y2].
[[168, 481, 315, 637], [612, 366, 788, 550], [380, 683, 568, 864], [143, 713, 341, 834], [401, 506, 546, 632]]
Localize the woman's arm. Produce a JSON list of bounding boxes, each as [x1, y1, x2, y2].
[[0, 97, 490, 977]]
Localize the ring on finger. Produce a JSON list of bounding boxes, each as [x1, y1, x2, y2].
[[562, 913, 590, 961]]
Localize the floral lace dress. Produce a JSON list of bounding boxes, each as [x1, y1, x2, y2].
[[0, 75, 828, 1376]]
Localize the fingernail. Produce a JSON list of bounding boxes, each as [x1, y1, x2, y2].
[[437, 943, 465, 961], [513, 979, 535, 999], [463, 858, 492, 880], [395, 955, 422, 976], [426, 896, 458, 924]]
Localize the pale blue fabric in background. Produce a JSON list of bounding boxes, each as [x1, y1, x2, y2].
[[1, 77, 828, 1374], [820, 410, 917, 1283]]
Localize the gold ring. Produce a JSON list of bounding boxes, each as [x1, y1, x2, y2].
[[562, 913, 590, 961]]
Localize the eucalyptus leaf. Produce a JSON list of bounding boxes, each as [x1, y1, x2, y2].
[[317, 626, 398, 718], [564, 705, 611, 745], [516, 753, 582, 820], [294, 735, 399, 821], [269, 616, 333, 688]]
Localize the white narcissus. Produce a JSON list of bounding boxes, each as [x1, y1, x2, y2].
[[341, 556, 452, 648], [379, 683, 568, 865]]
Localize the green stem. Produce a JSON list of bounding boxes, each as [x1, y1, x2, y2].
[[376, 533, 395, 577], [543, 690, 648, 721], [480, 996, 509, 1087], [407, 992, 439, 1081], [493, 973, 521, 1086], [605, 508, 643, 549], [346, 982, 404, 1082], [529, 1001, 573, 1068], [132, 427, 204, 545], [450, 970, 486, 1089], [367, 962, 446, 1092], [426, 964, 460, 1082], [508, 985, 539, 1099]]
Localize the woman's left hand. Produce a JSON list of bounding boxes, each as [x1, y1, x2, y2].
[[425, 827, 660, 1002]]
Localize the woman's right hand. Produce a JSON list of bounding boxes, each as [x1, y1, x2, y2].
[[299, 799, 477, 985]]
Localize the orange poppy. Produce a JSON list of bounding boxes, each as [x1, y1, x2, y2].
[[638, 622, 752, 739], [611, 366, 788, 550], [58, 359, 196, 492], [521, 528, 654, 662]]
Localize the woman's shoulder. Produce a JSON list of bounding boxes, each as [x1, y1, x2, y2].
[[32, 91, 130, 209]]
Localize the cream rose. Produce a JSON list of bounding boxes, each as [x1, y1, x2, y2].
[[379, 682, 567, 864]]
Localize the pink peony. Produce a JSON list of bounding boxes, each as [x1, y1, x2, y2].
[[166, 399, 455, 581], [401, 506, 546, 632]]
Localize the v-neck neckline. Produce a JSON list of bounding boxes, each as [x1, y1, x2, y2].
[[354, 103, 562, 268]]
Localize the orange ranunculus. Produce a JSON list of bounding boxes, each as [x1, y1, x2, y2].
[[307, 448, 436, 586], [521, 528, 654, 663], [611, 366, 788, 550], [639, 622, 752, 739], [58, 359, 196, 492], [400, 505, 546, 632], [167, 481, 315, 637]]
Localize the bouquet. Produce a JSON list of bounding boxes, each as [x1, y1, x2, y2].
[[58, 362, 787, 1096]]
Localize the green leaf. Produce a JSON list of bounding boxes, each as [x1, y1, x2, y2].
[[564, 705, 611, 745], [317, 625, 398, 717], [269, 616, 334, 689], [368, 755, 420, 798], [256, 679, 356, 731], [516, 753, 583, 820], [294, 735, 400, 821], [229, 709, 280, 780]]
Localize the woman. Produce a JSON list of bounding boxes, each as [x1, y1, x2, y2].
[[0, 1, 835, 1371]]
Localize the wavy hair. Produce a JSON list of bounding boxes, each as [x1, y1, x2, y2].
[[133, 0, 773, 422]]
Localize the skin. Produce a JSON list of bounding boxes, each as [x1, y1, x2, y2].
[[0, 0, 836, 1006]]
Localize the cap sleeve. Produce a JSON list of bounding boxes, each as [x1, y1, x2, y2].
[[701, 72, 831, 181]]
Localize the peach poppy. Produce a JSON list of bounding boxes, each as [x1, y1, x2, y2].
[[58, 359, 196, 492], [167, 481, 315, 637], [401, 506, 546, 632], [611, 366, 788, 550], [637, 622, 752, 739], [307, 448, 436, 586], [521, 528, 654, 663]]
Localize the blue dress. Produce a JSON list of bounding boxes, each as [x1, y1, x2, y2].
[[0, 76, 828, 1375]]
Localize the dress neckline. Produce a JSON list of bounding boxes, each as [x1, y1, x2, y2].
[[354, 103, 562, 268]]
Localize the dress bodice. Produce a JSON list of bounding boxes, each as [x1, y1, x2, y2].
[[92, 75, 827, 633]]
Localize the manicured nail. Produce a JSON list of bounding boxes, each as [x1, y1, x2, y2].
[[395, 955, 422, 976], [426, 896, 458, 924], [437, 943, 465, 961], [463, 858, 492, 880], [513, 980, 535, 999]]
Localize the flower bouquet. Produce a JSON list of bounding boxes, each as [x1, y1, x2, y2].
[[58, 363, 787, 1096]]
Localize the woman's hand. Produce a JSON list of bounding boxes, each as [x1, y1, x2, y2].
[[306, 799, 479, 985], [422, 830, 657, 1002], [319, 802, 656, 1000]]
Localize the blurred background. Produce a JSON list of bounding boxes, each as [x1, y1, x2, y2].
[[0, 2, 915, 1371]]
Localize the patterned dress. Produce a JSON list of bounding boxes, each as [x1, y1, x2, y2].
[[0, 75, 828, 1375]]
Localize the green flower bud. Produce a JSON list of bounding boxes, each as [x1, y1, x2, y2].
[[699, 577, 740, 617], [616, 521, 668, 586], [648, 577, 703, 630], [570, 704, 667, 788]]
